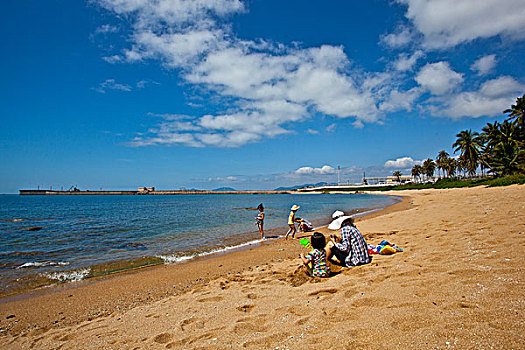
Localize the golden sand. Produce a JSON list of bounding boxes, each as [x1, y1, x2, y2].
[[1, 185, 523, 349]]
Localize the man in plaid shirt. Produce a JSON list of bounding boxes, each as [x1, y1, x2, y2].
[[327, 210, 371, 267]]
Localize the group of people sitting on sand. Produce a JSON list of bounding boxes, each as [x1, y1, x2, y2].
[[301, 210, 371, 277], [255, 203, 371, 277]]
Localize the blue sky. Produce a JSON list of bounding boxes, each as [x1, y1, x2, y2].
[[1, 0, 524, 192]]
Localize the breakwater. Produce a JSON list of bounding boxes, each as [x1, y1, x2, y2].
[[19, 189, 292, 195]]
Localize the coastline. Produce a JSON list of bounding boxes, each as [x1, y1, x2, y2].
[[0, 195, 408, 329], [1, 185, 523, 349], [0, 193, 400, 299]]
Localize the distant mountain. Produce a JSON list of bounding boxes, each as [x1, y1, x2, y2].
[[212, 187, 237, 191], [274, 182, 328, 191]]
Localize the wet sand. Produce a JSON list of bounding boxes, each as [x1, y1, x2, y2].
[[0, 185, 523, 349]]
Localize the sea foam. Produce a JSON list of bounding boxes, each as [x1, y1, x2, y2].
[[44, 268, 91, 282], [156, 238, 265, 264], [17, 261, 69, 269]]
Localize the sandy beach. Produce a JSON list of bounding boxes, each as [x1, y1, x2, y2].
[[0, 185, 523, 349]]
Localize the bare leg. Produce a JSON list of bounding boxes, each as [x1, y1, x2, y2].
[[285, 224, 294, 239], [325, 241, 335, 260], [258, 223, 264, 239]]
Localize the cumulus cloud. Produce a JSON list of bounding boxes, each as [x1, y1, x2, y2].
[[98, 0, 387, 148], [380, 87, 422, 112], [394, 0, 525, 49], [384, 157, 421, 169], [295, 165, 336, 175], [440, 76, 524, 118], [471, 54, 497, 76], [415, 62, 463, 95], [381, 26, 415, 48], [98, 0, 525, 147], [393, 50, 424, 71]]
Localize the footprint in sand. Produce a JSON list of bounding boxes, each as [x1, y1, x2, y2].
[[308, 288, 338, 297], [196, 295, 223, 303], [242, 332, 290, 348], [236, 304, 255, 313], [233, 321, 267, 336], [283, 305, 310, 317], [153, 333, 173, 344], [351, 296, 389, 307], [344, 289, 358, 299], [180, 317, 205, 331], [295, 316, 310, 325]]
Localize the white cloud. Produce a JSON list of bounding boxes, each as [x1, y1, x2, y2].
[[136, 80, 159, 88], [99, 0, 245, 26], [326, 123, 337, 132], [352, 120, 364, 129], [102, 55, 122, 64], [395, 0, 525, 49], [380, 87, 422, 112], [381, 26, 415, 48], [99, 0, 388, 148], [471, 55, 497, 76], [393, 50, 424, 71], [96, 24, 119, 34], [384, 157, 421, 169], [295, 165, 336, 175], [94, 79, 132, 93], [415, 62, 463, 95], [307, 129, 319, 134], [440, 76, 524, 118], [99, 0, 524, 148]]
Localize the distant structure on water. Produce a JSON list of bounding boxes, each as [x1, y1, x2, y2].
[[19, 186, 291, 195]]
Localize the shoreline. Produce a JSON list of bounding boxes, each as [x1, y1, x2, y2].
[[0, 194, 409, 333], [0, 194, 402, 300], [2, 185, 522, 348]]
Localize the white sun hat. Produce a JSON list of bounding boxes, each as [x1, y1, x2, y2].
[[328, 210, 353, 230], [290, 205, 300, 211]]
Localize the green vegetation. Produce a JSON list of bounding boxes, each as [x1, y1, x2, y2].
[[321, 175, 525, 193], [413, 94, 524, 180], [314, 95, 524, 193]]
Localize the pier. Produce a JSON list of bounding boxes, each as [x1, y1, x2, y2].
[[19, 189, 293, 195]]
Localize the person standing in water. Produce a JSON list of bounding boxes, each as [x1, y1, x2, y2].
[[255, 203, 265, 239], [285, 205, 300, 239]]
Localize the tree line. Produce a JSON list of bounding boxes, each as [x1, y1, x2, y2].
[[399, 94, 524, 183]]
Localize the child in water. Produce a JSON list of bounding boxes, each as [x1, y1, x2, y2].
[[285, 204, 300, 239], [300, 232, 331, 277], [255, 203, 264, 239]]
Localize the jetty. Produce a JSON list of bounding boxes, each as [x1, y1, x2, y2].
[[19, 189, 292, 196]]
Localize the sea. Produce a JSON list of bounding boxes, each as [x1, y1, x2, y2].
[[0, 193, 400, 296]]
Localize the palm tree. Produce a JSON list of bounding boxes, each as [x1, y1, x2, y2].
[[393, 170, 402, 183], [457, 157, 468, 178], [422, 158, 436, 182], [504, 94, 525, 129], [411, 164, 422, 183], [489, 120, 523, 175], [436, 150, 449, 178], [479, 121, 501, 175], [453, 129, 482, 177], [443, 158, 457, 178]]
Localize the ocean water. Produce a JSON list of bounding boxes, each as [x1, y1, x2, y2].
[[0, 193, 399, 296]]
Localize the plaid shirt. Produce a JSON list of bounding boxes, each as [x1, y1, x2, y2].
[[335, 225, 371, 267]]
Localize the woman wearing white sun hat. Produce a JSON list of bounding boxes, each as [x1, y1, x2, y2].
[[326, 210, 371, 267]]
